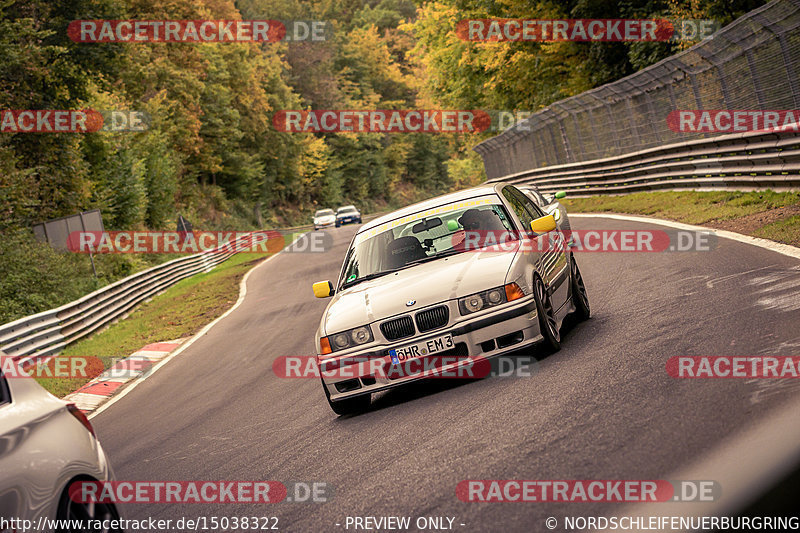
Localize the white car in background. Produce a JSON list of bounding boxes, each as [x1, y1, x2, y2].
[[0, 353, 121, 532], [519, 186, 571, 233], [312, 183, 590, 415], [313, 209, 336, 230]]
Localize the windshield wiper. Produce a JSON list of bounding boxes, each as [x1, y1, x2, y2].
[[402, 248, 464, 267], [342, 269, 397, 289]]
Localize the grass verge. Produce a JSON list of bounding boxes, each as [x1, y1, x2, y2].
[[35, 235, 299, 397], [561, 190, 800, 247]]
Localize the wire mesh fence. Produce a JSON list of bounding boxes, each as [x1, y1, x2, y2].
[[474, 0, 800, 180]]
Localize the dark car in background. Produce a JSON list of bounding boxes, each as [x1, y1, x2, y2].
[[335, 205, 362, 227]]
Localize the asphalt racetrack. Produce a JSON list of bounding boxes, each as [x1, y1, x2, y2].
[[94, 216, 800, 531]]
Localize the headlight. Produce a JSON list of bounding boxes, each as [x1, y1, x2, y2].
[[352, 327, 371, 343], [463, 294, 484, 312], [323, 325, 374, 352], [486, 288, 504, 304], [332, 333, 349, 349], [458, 283, 525, 316]]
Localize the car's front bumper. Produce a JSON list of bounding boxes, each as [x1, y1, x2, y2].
[[336, 216, 360, 226], [319, 296, 541, 401], [315, 220, 335, 229]]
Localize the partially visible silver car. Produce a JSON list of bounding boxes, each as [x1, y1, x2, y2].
[[0, 353, 120, 532], [313, 209, 336, 230], [519, 186, 571, 233]]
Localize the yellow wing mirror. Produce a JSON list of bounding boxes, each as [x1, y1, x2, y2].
[[530, 214, 557, 234], [312, 280, 335, 298]]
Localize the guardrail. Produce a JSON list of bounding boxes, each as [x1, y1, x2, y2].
[[474, 0, 800, 177], [485, 126, 800, 196], [0, 232, 263, 365]]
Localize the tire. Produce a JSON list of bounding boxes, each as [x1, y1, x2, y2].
[[56, 478, 122, 533], [533, 275, 561, 352], [321, 378, 370, 415], [569, 255, 590, 321]]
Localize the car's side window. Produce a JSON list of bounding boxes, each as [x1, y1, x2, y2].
[[522, 194, 546, 218], [502, 187, 533, 230], [502, 187, 541, 231]]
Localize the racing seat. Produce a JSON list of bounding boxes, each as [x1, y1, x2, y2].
[[385, 236, 427, 269], [458, 208, 507, 232]]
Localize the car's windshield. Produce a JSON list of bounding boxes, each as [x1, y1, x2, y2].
[[315, 209, 334, 217], [337, 206, 357, 214], [340, 196, 515, 289]]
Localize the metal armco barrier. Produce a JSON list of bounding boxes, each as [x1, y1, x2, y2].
[[475, 0, 800, 193], [486, 126, 800, 196], [0, 233, 261, 365]]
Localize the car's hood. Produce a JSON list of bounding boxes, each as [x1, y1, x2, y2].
[[336, 212, 358, 218], [322, 245, 519, 334], [315, 215, 335, 223]]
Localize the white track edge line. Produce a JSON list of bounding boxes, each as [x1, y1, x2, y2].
[[89, 232, 308, 419], [571, 213, 800, 260]]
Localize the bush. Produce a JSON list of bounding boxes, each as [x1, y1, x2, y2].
[[0, 229, 171, 325]]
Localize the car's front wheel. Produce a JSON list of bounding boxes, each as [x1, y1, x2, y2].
[[533, 275, 561, 352], [569, 256, 590, 321], [57, 478, 122, 533]]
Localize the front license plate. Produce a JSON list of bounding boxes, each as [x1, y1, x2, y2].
[[389, 333, 454, 365]]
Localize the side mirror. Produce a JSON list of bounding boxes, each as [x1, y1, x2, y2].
[[554, 191, 567, 199], [530, 214, 556, 234], [312, 280, 335, 298]]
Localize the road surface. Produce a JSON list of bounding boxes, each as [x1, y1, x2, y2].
[[93, 216, 800, 531]]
